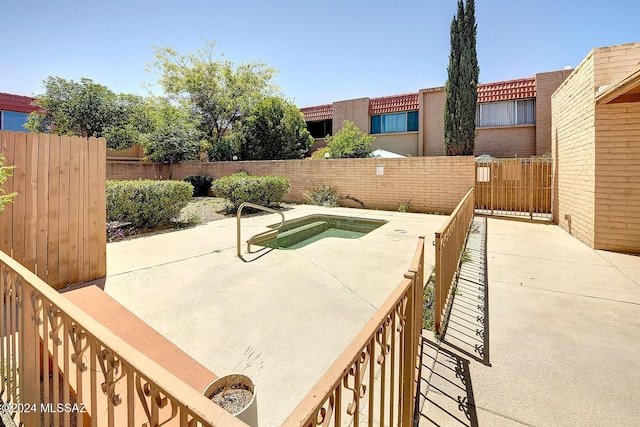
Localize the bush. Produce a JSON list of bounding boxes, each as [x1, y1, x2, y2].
[[302, 182, 340, 207], [183, 175, 213, 197], [211, 172, 290, 210], [107, 180, 193, 229]]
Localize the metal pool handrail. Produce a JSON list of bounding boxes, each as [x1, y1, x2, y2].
[[236, 202, 285, 257]]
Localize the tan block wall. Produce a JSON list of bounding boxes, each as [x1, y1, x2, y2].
[[475, 126, 536, 157], [593, 43, 640, 87], [106, 144, 144, 161], [107, 162, 168, 180], [591, 42, 640, 252], [421, 88, 446, 156], [371, 133, 420, 157], [594, 102, 640, 252], [332, 98, 370, 134], [551, 54, 597, 246], [107, 157, 475, 214], [535, 70, 573, 155]]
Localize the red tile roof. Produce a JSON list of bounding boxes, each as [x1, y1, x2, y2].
[[0, 93, 37, 113], [369, 93, 419, 115], [477, 77, 536, 103], [300, 104, 333, 121], [300, 77, 537, 121]]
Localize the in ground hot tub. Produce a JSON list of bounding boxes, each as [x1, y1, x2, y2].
[[251, 214, 387, 250]]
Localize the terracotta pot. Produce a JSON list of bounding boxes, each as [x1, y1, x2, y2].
[[203, 374, 258, 426]]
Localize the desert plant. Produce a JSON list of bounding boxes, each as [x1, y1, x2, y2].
[[302, 182, 340, 207], [211, 172, 290, 210], [106, 180, 193, 229], [398, 200, 411, 213], [423, 271, 436, 331], [183, 175, 213, 197]]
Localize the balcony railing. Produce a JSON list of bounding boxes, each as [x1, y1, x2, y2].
[[282, 236, 425, 427], [434, 188, 475, 336], [0, 250, 246, 427]]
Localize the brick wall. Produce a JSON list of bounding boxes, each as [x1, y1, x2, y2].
[[535, 70, 573, 155], [475, 125, 536, 157], [371, 133, 420, 157], [421, 88, 446, 156], [332, 98, 370, 135], [594, 102, 640, 252], [592, 43, 640, 252], [551, 53, 597, 247], [107, 157, 475, 214]]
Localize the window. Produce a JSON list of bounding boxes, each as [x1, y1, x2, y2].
[[475, 99, 535, 127], [1, 111, 29, 131], [307, 119, 332, 138], [370, 111, 418, 134]]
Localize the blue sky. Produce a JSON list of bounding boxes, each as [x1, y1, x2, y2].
[[2, 0, 639, 108]]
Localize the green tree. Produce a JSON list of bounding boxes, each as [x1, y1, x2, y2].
[[323, 121, 374, 158], [149, 41, 279, 160], [238, 97, 313, 160], [26, 77, 152, 150], [444, 0, 479, 156], [0, 155, 16, 214], [142, 99, 201, 179]]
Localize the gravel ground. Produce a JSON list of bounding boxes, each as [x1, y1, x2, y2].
[[176, 197, 231, 224]]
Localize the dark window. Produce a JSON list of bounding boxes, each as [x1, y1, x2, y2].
[[370, 115, 381, 134], [307, 119, 333, 138], [407, 111, 419, 131]]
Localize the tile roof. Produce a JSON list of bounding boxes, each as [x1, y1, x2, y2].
[[477, 77, 536, 103], [369, 93, 419, 115], [300, 77, 537, 121], [300, 104, 333, 121], [0, 93, 38, 113]]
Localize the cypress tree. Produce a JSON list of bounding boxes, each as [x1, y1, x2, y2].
[[444, 0, 479, 156]]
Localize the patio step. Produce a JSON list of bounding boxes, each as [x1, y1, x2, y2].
[[62, 285, 217, 393], [252, 220, 329, 248]]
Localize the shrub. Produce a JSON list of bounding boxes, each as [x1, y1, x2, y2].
[[324, 121, 374, 158], [106, 180, 193, 229], [398, 200, 411, 213], [302, 182, 340, 207], [183, 175, 213, 197], [211, 172, 290, 210]]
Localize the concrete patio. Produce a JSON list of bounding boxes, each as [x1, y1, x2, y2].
[[420, 216, 640, 426], [63, 206, 640, 426], [88, 205, 448, 426]]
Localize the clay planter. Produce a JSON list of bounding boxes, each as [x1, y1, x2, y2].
[[203, 374, 258, 426]]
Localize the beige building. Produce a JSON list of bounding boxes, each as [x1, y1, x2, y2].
[[301, 70, 572, 158], [552, 42, 640, 253]]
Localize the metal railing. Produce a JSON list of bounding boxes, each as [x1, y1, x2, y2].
[[283, 236, 425, 427], [236, 202, 285, 257], [434, 188, 475, 336], [0, 250, 247, 427]]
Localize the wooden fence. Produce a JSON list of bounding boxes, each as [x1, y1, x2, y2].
[[475, 157, 552, 218], [435, 188, 475, 336], [0, 131, 106, 290], [283, 237, 425, 426]]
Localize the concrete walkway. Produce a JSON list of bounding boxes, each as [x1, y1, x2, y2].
[[419, 217, 640, 426]]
